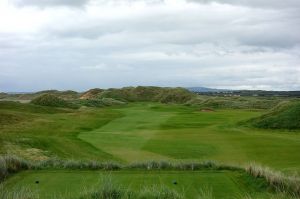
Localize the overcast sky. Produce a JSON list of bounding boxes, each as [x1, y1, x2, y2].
[[0, 0, 299, 92]]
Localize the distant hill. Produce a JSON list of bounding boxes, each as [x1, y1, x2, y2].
[[188, 87, 300, 97], [187, 87, 229, 93], [248, 101, 300, 129]]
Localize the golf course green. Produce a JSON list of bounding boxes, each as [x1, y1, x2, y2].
[[1, 100, 300, 198]]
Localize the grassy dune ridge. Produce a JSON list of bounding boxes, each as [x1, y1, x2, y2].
[[248, 101, 300, 129]]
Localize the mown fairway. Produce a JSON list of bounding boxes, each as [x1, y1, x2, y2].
[[79, 103, 300, 171]]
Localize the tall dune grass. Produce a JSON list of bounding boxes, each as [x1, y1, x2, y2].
[[0, 185, 39, 199], [245, 164, 300, 197]]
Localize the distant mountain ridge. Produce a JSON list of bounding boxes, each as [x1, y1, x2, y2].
[[187, 87, 230, 93], [187, 87, 300, 97]]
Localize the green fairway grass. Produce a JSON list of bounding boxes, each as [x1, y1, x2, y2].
[[78, 103, 300, 171], [1, 102, 300, 170], [1, 101, 300, 198], [2, 170, 273, 199]]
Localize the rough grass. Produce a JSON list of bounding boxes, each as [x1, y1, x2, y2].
[[0, 186, 39, 199], [0, 112, 25, 125], [75, 98, 126, 108], [245, 164, 300, 196], [0, 101, 122, 160], [185, 96, 283, 110], [80, 88, 104, 100], [0, 101, 70, 114]]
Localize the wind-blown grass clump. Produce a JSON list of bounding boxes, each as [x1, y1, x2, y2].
[[31, 94, 79, 109], [0, 155, 122, 182], [80, 177, 183, 199], [0, 155, 32, 182], [80, 178, 128, 199]]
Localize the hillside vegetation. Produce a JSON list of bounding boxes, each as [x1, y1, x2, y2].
[[81, 86, 195, 103], [1, 87, 292, 111], [248, 101, 300, 129], [76, 98, 126, 107], [80, 88, 103, 99], [186, 96, 283, 109], [0, 112, 25, 125], [31, 94, 79, 109]]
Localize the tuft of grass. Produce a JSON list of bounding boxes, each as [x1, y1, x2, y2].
[[137, 185, 183, 199], [246, 163, 300, 197], [0, 185, 39, 199], [197, 187, 214, 199], [0, 155, 32, 181], [79, 176, 134, 199]]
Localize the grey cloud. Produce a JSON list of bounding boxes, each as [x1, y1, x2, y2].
[[1, 0, 300, 91], [188, 0, 300, 9], [41, 3, 300, 49], [13, 0, 90, 7]]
